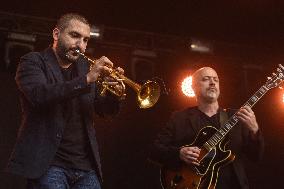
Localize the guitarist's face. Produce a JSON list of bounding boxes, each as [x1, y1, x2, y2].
[[193, 67, 220, 103]]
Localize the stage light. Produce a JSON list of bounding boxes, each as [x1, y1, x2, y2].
[[7, 32, 36, 42], [181, 76, 195, 97], [4, 32, 35, 73], [90, 25, 102, 39], [4, 41, 34, 72], [189, 38, 212, 53]]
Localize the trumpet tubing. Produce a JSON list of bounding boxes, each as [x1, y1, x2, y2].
[[76, 50, 161, 109]]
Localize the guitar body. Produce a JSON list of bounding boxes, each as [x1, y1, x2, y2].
[[161, 126, 235, 189]]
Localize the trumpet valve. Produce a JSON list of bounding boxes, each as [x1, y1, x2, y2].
[[100, 86, 108, 97]]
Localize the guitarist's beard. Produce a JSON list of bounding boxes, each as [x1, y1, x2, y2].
[[200, 88, 219, 103]]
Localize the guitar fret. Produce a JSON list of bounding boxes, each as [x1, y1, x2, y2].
[[223, 125, 229, 132], [255, 91, 264, 98], [212, 135, 219, 143], [251, 96, 258, 102], [219, 129, 226, 136], [208, 140, 214, 146], [227, 123, 233, 129], [247, 96, 257, 106], [246, 86, 268, 108], [229, 118, 237, 125], [227, 120, 233, 126], [256, 88, 266, 98], [232, 115, 238, 122], [203, 142, 211, 150], [211, 137, 217, 144], [244, 103, 252, 108], [228, 124, 233, 130], [262, 85, 269, 91], [207, 140, 212, 146], [211, 139, 216, 146], [215, 132, 222, 139], [259, 87, 266, 94], [211, 137, 217, 143], [207, 142, 213, 148], [214, 135, 219, 141]]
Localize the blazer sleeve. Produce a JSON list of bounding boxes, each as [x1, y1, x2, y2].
[[227, 108, 264, 162], [241, 123, 264, 162], [150, 112, 183, 168], [16, 52, 91, 108], [92, 85, 121, 117]]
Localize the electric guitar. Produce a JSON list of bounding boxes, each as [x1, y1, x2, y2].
[[161, 64, 284, 189]]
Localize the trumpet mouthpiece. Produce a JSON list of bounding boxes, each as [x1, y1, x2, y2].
[[75, 49, 82, 55]]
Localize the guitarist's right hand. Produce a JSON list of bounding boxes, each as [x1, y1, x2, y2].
[[179, 146, 201, 166]]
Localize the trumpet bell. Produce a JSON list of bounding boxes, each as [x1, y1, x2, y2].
[[76, 49, 161, 108], [138, 81, 161, 109]]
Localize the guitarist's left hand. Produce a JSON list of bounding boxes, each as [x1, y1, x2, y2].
[[236, 106, 259, 135]]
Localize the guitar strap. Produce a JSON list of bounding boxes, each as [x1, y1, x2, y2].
[[219, 109, 233, 142], [220, 109, 229, 128]]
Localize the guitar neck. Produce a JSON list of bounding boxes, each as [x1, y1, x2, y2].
[[204, 85, 269, 150]]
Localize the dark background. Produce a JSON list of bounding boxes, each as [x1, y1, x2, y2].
[[0, 1, 284, 188]]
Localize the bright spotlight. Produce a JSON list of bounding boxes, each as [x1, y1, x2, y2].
[[181, 76, 195, 97], [189, 38, 212, 53], [90, 25, 102, 39]]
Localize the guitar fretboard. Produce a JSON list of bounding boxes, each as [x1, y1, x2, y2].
[[204, 85, 269, 150]]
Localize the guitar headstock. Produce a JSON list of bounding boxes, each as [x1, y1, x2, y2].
[[265, 64, 284, 89]]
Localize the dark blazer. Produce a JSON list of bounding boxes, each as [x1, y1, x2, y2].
[[6, 48, 119, 181], [151, 107, 264, 189]]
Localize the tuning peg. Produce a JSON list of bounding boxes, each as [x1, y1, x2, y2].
[[272, 72, 277, 76], [267, 77, 272, 80], [279, 86, 283, 90], [279, 64, 284, 70]]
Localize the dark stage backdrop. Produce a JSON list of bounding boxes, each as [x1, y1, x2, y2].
[[0, 31, 284, 189]]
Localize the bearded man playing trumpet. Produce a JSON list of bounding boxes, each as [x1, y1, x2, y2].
[[6, 13, 123, 189]]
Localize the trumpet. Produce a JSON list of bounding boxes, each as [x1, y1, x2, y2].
[[76, 50, 161, 109]]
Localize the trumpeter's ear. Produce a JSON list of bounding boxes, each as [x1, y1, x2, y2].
[[53, 28, 60, 41]]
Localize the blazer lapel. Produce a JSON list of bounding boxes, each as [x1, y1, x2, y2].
[[75, 56, 89, 77], [186, 108, 201, 135], [42, 48, 64, 82], [42, 48, 89, 82], [75, 57, 94, 116]]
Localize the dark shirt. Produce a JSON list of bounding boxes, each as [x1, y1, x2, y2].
[[52, 64, 95, 171], [197, 109, 240, 189]]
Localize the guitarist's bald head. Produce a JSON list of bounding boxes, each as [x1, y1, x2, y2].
[[192, 67, 218, 87], [192, 67, 220, 103]]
